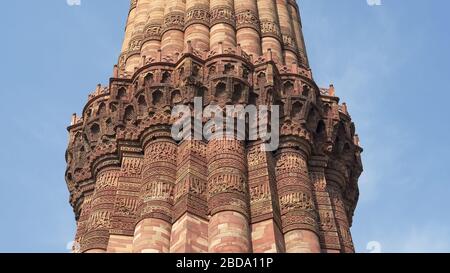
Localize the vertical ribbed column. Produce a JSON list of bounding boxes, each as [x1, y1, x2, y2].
[[118, 1, 138, 73], [133, 129, 177, 253], [309, 156, 342, 253], [134, 0, 152, 35], [329, 184, 355, 253], [207, 139, 251, 253], [141, 0, 165, 61], [184, 0, 210, 54], [121, 0, 138, 53], [161, 0, 186, 59], [171, 140, 209, 253], [210, 0, 237, 51], [247, 141, 285, 253], [82, 167, 120, 253], [257, 0, 283, 64], [108, 151, 143, 253], [326, 161, 355, 253], [276, 0, 298, 65], [74, 193, 93, 252], [234, 0, 262, 58], [287, 0, 309, 67], [125, 0, 152, 72], [275, 139, 321, 253]]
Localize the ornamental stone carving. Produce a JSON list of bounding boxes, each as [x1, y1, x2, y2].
[[185, 6, 211, 28], [236, 9, 260, 32], [210, 6, 236, 28], [163, 12, 185, 33], [66, 1, 363, 253]]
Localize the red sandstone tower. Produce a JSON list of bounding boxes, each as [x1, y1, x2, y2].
[[65, 0, 363, 253]]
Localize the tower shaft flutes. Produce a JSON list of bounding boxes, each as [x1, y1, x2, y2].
[[66, 0, 363, 253]]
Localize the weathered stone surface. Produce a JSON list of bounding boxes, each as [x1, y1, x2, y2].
[[65, 0, 363, 253]]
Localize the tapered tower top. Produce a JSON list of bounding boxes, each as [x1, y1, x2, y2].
[[117, 0, 310, 76]]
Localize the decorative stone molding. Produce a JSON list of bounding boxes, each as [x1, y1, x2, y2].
[[185, 5, 211, 29], [144, 23, 162, 41], [260, 20, 282, 41], [210, 6, 236, 28], [128, 35, 143, 53], [162, 12, 185, 34], [66, 1, 363, 253], [283, 34, 298, 52], [236, 9, 261, 33]]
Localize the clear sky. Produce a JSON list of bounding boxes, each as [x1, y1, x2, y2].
[[0, 0, 449, 253]]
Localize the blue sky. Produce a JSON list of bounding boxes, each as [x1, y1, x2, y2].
[[0, 0, 449, 253]]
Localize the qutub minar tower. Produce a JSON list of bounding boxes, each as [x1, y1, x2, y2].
[[65, 0, 363, 253]]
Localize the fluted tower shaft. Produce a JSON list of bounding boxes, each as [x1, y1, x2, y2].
[[66, 0, 362, 253]]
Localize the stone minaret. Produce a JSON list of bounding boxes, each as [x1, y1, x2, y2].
[[65, 0, 363, 253]]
